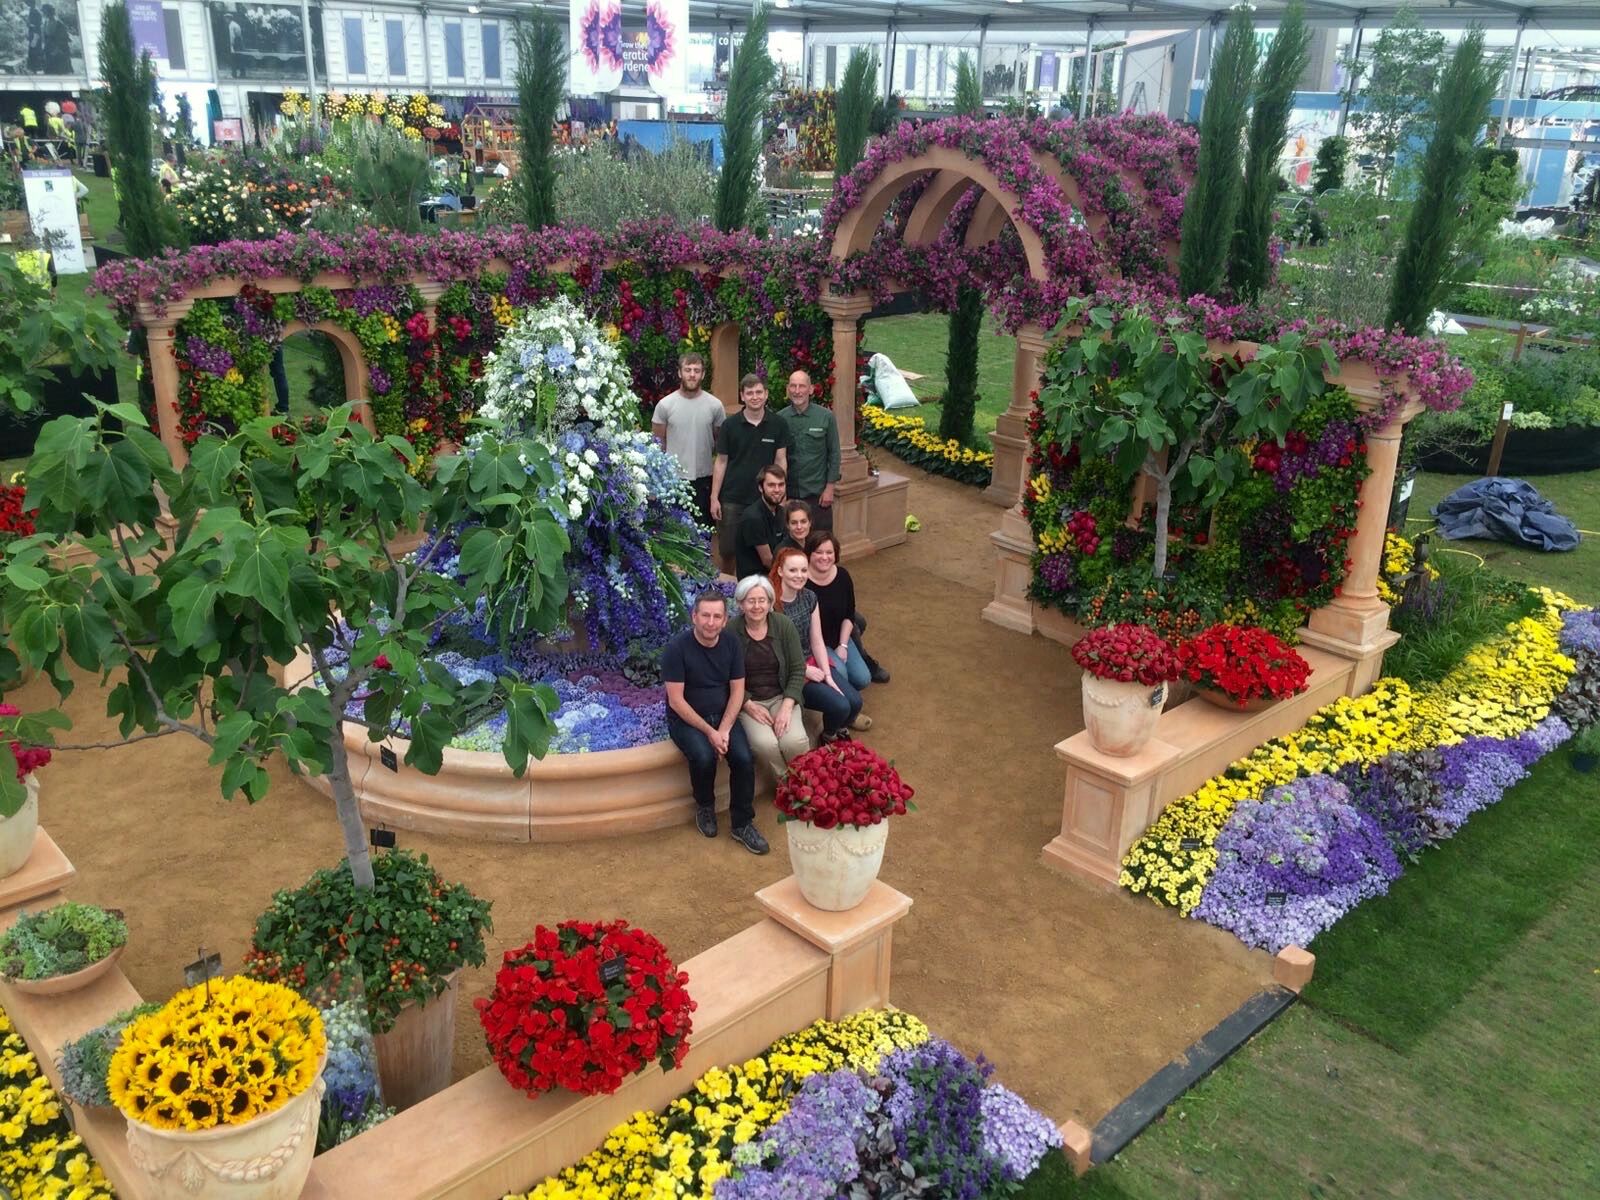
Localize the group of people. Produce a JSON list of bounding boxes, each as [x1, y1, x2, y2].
[[652, 353, 889, 855], [6, 103, 79, 165]]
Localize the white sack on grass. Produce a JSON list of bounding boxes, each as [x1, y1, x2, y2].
[[867, 352, 920, 410]]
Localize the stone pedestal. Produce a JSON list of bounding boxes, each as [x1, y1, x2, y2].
[[0, 829, 76, 922], [755, 876, 912, 1020], [982, 504, 1037, 634]]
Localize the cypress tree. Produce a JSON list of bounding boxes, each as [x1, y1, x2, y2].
[[1177, 7, 1258, 299], [98, 1, 177, 256], [513, 12, 566, 230], [1229, 2, 1310, 302], [1385, 28, 1504, 335], [834, 49, 878, 182], [1311, 134, 1347, 193], [714, 4, 773, 232], [939, 53, 984, 446]]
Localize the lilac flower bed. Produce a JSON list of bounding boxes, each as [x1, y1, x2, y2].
[[722, 1037, 1061, 1198], [1196, 714, 1576, 952]]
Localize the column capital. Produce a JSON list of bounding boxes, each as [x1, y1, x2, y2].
[[820, 290, 873, 322], [138, 301, 194, 331], [1015, 322, 1053, 357]]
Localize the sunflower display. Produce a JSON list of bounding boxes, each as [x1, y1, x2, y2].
[[108, 976, 326, 1132]]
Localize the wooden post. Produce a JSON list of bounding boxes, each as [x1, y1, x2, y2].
[[1486, 401, 1513, 477]]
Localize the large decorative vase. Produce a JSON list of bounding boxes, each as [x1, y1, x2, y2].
[[124, 1058, 325, 1200], [0, 774, 39, 879], [786, 820, 888, 911], [374, 970, 461, 1111], [1081, 675, 1168, 757]]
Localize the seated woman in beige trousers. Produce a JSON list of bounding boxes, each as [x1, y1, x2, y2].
[[726, 575, 812, 781]]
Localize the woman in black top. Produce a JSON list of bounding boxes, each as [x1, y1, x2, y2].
[[806, 533, 873, 729]]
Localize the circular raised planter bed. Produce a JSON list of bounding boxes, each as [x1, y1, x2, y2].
[[284, 649, 722, 841]]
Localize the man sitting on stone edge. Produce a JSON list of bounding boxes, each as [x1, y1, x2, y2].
[[659, 590, 770, 855]]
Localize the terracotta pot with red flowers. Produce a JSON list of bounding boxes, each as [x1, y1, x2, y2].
[[1179, 624, 1312, 713], [1071, 624, 1181, 757], [475, 920, 696, 1099], [775, 741, 915, 911]]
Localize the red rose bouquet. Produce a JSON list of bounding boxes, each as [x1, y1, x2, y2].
[[1071, 624, 1180, 686], [475, 919, 695, 1098], [774, 741, 914, 830], [1178, 624, 1311, 707]]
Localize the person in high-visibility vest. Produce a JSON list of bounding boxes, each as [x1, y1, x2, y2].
[[45, 111, 71, 159], [18, 105, 38, 137]]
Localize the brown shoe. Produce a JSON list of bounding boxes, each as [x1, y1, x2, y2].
[[850, 713, 873, 732]]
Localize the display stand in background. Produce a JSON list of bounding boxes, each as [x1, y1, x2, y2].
[[21, 168, 86, 274]]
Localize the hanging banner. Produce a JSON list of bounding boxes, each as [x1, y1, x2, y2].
[[127, 0, 168, 61], [1039, 52, 1059, 91], [571, 0, 687, 96], [21, 167, 85, 274], [0, 0, 87, 76], [570, 0, 622, 93]]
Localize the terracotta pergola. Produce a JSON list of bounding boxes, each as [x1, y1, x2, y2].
[[819, 140, 1183, 558]]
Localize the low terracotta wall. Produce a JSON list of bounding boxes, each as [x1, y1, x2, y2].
[[0, 834, 913, 1200]]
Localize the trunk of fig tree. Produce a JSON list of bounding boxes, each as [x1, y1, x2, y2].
[[1151, 471, 1173, 582], [325, 728, 376, 889]]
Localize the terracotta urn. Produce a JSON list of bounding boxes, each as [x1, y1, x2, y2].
[[1080, 675, 1168, 757], [124, 1054, 326, 1200], [0, 774, 39, 879], [786, 820, 888, 911]]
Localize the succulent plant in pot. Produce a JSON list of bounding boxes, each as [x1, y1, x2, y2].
[[56, 1002, 162, 1109], [0, 900, 129, 993]]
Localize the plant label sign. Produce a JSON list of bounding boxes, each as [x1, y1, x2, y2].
[[380, 746, 399, 772], [1265, 892, 1288, 908], [183, 949, 223, 988], [601, 956, 627, 986], [1179, 838, 1204, 851], [369, 827, 397, 849]]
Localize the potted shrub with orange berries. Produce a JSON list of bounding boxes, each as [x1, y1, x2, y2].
[[242, 849, 490, 1111]]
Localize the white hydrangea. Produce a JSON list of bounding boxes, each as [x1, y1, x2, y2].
[[476, 296, 640, 437]]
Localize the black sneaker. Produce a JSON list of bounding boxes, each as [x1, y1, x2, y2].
[[694, 808, 718, 838], [732, 824, 770, 855]]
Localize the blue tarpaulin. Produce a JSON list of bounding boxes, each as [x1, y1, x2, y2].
[[1431, 478, 1580, 552]]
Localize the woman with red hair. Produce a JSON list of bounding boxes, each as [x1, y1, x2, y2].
[[770, 547, 859, 741]]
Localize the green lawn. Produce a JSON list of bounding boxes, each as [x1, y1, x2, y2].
[[1027, 750, 1600, 1199], [1407, 469, 1600, 605], [858, 311, 1018, 450]]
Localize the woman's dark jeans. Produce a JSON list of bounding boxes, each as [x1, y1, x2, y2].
[[803, 677, 861, 734]]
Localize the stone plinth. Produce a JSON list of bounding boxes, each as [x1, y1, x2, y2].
[[982, 505, 1037, 635], [1273, 945, 1316, 992], [1059, 1119, 1094, 1175], [755, 877, 913, 1019], [1042, 645, 1357, 888], [836, 470, 912, 561], [0, 830, 76, 919]]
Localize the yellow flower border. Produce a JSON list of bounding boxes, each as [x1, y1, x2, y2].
[[859, 406, 994, 487], [505, 1008, 930, 1200], [1121, 587, 1584, 912], [0, 1006, 115, 1199]]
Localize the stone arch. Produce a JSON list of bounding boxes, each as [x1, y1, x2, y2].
[[279, 319, 377, 434]]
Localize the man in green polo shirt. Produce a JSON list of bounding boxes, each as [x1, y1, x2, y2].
[[711, 375, 790, 575], [775, 369, 841, 529]]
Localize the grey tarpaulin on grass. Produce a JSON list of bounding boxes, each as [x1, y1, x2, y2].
[[1431, 477, 1581, 552]]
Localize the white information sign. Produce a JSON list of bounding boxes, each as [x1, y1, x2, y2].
[[21, 169, 86, 275]]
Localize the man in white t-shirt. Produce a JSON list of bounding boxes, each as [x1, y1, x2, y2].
[[651, 351, 725, 529]]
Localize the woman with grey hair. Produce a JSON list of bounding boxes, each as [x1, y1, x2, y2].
[[727, 574, 811, 780]]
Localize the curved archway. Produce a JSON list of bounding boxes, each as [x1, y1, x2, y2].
[[278, 319, 377, 433]]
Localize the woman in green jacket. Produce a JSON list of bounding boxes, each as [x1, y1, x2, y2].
[[728, 574, 812, 781]]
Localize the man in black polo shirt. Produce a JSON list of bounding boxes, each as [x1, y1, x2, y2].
[[660, 591, 769, 855], [711, 375, 790, 575], [734, 464, 788, 579]]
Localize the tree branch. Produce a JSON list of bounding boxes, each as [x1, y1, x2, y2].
[[26, 729, 186, 752], [115, 632, 215, 745]]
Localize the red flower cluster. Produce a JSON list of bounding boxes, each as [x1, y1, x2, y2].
[[775, 741, 914, 830], [1071, 623, 1180, 685], [1065, 510, 1099, 554], [0, 485, 37, 540], [475, 920, 695, 1099], [0, 704, 50, 780], [1178, 624, 1311, 706]]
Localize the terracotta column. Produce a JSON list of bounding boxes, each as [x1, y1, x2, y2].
[[1302, 371, 1425, 694], [984, 322, 1049, 507], [414, 281, 447, 332], [821, 291, 875, 557], [710, 321, 741, 414], [139, 301, 194, 469]]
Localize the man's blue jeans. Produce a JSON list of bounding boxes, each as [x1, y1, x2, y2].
[[668, 714, 755, 828]]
